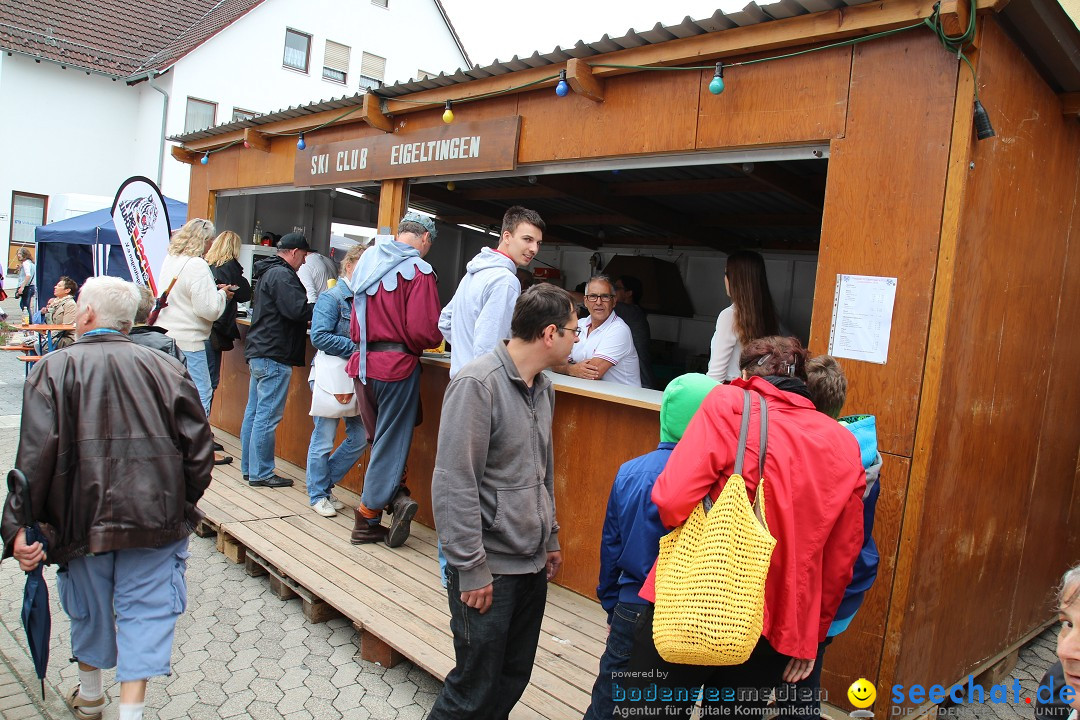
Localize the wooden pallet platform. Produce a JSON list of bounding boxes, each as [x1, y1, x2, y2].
[[206, 431, 607, 720]]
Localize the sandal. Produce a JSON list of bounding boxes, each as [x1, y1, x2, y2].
[[65, 685, 105, 720]]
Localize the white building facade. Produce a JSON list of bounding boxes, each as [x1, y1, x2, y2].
[[0, 0, 468, 270]]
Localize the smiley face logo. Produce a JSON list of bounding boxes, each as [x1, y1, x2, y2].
[[848, 678, 877, 709]]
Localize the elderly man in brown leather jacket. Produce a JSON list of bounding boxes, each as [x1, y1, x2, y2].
[[1, 276, 213, 720]]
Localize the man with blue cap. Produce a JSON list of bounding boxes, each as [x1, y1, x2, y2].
[[346, 212, 442, 546]]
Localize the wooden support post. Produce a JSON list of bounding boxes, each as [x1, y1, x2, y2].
[[377, 178, 410, 235], [362, 92, 394, 133], [269, 574, 299, 601], [170, 146, 195, 165], [243, 128, 271, 153], [974, 648, 1020, 687], [567, 59, 605, 102], [354, 623, 403, 667], [193, 521, 215, 538], [244, 555, 267, 577], [303, 598, 342, 624], [219, 531, 246, 564], [1062, 93, 1080, 119]]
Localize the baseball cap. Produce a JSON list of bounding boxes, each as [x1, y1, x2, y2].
[[277, 232, 312, 251], [400, 211, 438, 240]]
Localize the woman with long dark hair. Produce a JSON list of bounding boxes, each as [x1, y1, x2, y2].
[[707, 250, 779, 382]]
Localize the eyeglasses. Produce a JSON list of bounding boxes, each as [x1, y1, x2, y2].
[[584, 294, 615, 303], [555, 325, 582, 337]]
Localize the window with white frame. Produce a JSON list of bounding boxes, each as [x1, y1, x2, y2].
[[372, 0, 388, 8], [416, 69, 436, 80], [323, 40, 350, 84], [283, 29, 311, 72], [10, 192, 46, 247], [184, 97, 217, 132], [358, 52, 386, 90], [232, 108, 257, 121]]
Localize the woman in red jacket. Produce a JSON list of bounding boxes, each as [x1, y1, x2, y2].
[[617, 336, 866, 718]]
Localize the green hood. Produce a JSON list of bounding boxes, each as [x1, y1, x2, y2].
[[660, 373, 720, 443]]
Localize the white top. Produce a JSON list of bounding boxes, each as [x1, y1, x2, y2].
[[570, 312, 641, 388], [707, 305, 741, 382], [156, 254, 227, 351], [298, 253, 338, 303]]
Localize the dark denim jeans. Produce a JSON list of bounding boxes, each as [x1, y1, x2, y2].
[[427, 568, 548, 720], [616, 605, 789, 719], [584, 601, 648, 720]]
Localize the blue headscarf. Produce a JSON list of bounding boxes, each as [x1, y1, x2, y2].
[[349, 235, 433, 383]]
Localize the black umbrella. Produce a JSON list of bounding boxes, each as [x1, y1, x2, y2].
[[8, 468, 50, 698]]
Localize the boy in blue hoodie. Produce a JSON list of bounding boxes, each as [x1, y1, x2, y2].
[[584, 373, 720, 720], [438, 206, 545, 379], [782, 355, 882, 718]]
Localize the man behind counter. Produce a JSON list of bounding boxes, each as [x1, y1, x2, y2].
[[553, 275, 641, 387]]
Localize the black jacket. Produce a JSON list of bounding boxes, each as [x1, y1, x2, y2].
[[209, 259, 252, 351], [1, 333, 213, 564], [130, 325, 187, 365], [246, 255, 313, 366]]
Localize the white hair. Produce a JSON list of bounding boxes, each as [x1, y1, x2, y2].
[[77, 277, 141, 333]]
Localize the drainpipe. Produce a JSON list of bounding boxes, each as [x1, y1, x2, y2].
[[130, 70, 170, 187]]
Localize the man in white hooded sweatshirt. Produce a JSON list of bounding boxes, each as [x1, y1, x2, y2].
[[439, 206, 545, 379]]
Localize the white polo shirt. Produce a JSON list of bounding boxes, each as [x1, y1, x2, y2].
[[569, 312, 641, 387]]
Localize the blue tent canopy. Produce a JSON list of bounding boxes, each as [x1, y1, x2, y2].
[[31, 198, 187, 313]]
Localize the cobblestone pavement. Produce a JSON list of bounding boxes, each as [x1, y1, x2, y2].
[[0, 295, 1061, 719]]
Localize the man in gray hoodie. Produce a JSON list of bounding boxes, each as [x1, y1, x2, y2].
[[438, 205, 545, 379], [427, 283, 576, 720]]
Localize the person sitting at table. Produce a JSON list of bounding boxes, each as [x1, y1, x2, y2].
[[553, 275, 641, 387], [43, 276, 78, 349]]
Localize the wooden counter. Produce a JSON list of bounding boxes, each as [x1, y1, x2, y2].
[[210, 334, 660, 598]]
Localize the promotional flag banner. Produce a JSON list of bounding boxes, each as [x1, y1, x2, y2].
[[111, 176, 172, 295]]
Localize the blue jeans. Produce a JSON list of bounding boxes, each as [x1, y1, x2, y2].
[[427, 568, 548, 720], [56, 537, 189, 682], [360, 364, 421, 514], [306, 413, 366, 504], [185, 348, 213, 418], [240, 357, 293, 481], [205, 340, 222, 390], [584, 602, 647, 720]]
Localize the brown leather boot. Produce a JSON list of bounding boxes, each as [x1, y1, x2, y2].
[[351, 509, 388, 544], [386, 490, 419, 548]]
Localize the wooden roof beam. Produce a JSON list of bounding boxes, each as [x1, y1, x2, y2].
[[1063, 93, 1080, 119], [243, 128, 271, 153], [735, 163, 825, 212], [411, 184, 602, 250], [171, 146, 195, 165], [362, 92, 394, 133], [567, 58, 604, 102]]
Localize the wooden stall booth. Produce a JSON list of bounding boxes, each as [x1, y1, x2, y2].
[[175, 0, 1080, 711]]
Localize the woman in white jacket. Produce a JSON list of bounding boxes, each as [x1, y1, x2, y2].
[[157, 219, 235, 422], [706, 250, 780, 382]]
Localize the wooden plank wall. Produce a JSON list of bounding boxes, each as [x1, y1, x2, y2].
[[808, 32, 958, 698], [889, 17, 1080, 692]]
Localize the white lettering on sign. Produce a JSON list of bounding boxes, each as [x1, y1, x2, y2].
[[388, 136, 481, 165], [310, 154, 331, 175]]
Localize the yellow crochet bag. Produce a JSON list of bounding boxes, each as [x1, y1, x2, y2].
[[653, 389, 776, 666]]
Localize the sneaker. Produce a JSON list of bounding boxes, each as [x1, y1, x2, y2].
[[65, 685, 105, 720], [386, 491, 419, 548], [249, 474, 294, 488], [311, 497, 337, 517], [329, 496, 346, 511]]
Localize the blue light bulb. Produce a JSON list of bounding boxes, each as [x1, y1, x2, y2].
[[297, 135, 306, 150], [556, 79, 569, 97], [709, 76, 725, 95], [200, 153, 208, 165]]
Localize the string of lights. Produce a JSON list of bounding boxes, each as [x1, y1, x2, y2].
[[196, 0, 989, 164]]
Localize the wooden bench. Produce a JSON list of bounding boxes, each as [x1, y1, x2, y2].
[[208, 432, 606, 720]]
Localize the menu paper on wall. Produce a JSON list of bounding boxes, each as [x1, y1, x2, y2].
[[827, 274, 897, 364]]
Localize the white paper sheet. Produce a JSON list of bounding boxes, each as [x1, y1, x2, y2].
[[827, 274, 897, 365]]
